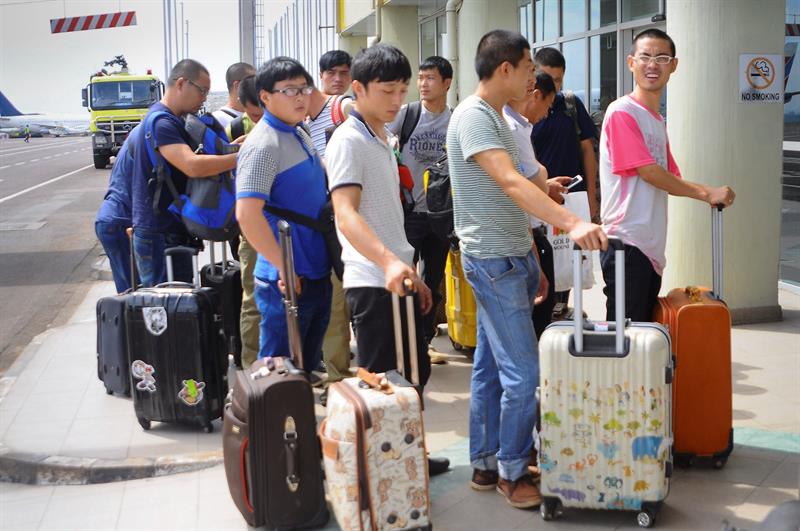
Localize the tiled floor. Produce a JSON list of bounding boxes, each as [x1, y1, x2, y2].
[[0, 276, 797, 530]]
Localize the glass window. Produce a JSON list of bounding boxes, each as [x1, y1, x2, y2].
[[589, 31, 617, 113], [782, 9, 800, 286], [519, 1, 532, 42], [590, 0, 616, 29], [436, 15, 446, 57], [562, 0, 586, 36], [420, 18, 436, 61], [622, 0, 660, 22], [535, 0, 558, 42], [561, 39, 587, 103]]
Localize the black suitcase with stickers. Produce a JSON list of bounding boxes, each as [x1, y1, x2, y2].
[[126, 246, 226, 432]]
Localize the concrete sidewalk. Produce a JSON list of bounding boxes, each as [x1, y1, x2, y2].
[[0, 266, 798, 530]]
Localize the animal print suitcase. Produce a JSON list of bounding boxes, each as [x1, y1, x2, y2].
[[537, 239, 673, 529], [320, 285, 431, 531]]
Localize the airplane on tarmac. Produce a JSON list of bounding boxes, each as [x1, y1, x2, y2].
[[0, 91, 89, 137]]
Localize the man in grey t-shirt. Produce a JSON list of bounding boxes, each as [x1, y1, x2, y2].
[[387, 56, 453, 352], [448, 30, 607, 509]]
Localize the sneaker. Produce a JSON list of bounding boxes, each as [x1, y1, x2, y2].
[[308, 372, 325, 388], [470, 469, 499, 491], [316, 360, 327, 374], [428, 347, 448, 365], [497, 474, 542, 509]]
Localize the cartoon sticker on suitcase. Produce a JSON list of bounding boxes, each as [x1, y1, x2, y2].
[[178, 379, 205, 406], [142, 307, 168, 336], [131, 360, 156, 393]]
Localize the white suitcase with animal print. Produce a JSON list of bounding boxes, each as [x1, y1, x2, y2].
[[537, 239, 673, 529], [320, 287, 431, 531]]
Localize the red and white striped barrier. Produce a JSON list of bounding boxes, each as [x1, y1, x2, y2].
[[50, 11, 137, 34]]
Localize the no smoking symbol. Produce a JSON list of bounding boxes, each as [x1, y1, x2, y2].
[[747, 57, 775, 90]]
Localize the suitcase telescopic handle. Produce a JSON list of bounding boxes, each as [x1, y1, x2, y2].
[[165, 246, 200, 287], [390, 278, 420, 386], [207, 240, 229, 275], [712, 205, 724, 300], [572, 238, 626, 356], [126, 228, 138, 292], [278, 220, 304, 371]]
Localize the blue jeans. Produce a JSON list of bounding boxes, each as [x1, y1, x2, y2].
[[132, 228, 194, 287], [96, 221, 132, 293], [461, 251, 540, 482], [254, 275, 332, 373]]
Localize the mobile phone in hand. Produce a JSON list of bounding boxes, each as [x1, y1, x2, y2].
[[566, 174, 584, 190]]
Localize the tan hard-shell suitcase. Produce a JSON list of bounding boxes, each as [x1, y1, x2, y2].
[[320, 288, 431, 531]]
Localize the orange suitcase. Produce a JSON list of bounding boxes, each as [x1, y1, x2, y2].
[[653, 207, 733, 468]]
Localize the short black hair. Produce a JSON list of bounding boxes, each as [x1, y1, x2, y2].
[[237, 75, 259, 107], [631, 28, 676, 57], [533, 47, 566, 71], [351, 44, 411, 86], [168, 59, 209, 87], [534, 72, 556, 97], [475, 30, 530, 80], [419, 56, 453, 80], [255, 56, 314, 94], [225, 62, 256, 90], [319, 50, 352, 72]]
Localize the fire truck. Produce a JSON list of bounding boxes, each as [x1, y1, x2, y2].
[[82, 56, 163, 169]]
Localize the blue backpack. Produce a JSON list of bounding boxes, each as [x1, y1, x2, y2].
[[143, 111, 239, 241]]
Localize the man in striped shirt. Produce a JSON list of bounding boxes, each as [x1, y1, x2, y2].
[[306, 50, 355, 403], [447, 29, 607, 510]]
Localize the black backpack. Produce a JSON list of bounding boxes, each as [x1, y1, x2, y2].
[[423, 151, 456, 247]]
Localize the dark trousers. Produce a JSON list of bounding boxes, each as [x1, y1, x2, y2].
[[345, 287, 431, 389], [404, 212, 450, 343], [601, 244, 662, 322], [532, 231, 556, 339]]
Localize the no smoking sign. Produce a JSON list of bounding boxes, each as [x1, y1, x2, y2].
[[740, 53, 782, 103]]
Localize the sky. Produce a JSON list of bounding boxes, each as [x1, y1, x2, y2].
[[0, 0, 289, 114]]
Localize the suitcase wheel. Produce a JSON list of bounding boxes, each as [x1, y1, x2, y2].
[[636, 509, 655, 528], [137, 417, 151, 430], [105, 386, 113, 395], [713, 456, 727, 469], [203, 423, 214, 434], [450, 339, 463, 351], [540, 497, 561, 521]]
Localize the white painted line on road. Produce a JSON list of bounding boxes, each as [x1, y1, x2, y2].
[[43, 156, 52, 159], [0, 165, 9, 170], [30, 159, 39, 162], [0, 164, 93, 205], [14, 162, 24, 166], [0, 139, 86, 157]]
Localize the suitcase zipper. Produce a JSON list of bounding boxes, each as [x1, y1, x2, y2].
[[334, 383, 375, 528]]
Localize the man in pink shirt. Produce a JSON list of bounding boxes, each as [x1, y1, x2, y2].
[[599, 28, 735, 321]]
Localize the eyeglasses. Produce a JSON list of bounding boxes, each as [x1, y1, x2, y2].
[[634, 55, 674, 65], [270, 85, 314, 97], [187, 79, 210, 97]]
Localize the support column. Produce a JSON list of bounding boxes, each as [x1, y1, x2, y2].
[[380, 5, 421, 101], [665, 0, 784, 323], [456, 0, 517, 100], [239, 0, 255, 65]]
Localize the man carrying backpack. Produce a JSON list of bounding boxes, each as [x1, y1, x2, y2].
[[212, 62, 256, 129], [387, 56, 453, 361], [131, 59, 239, 286]]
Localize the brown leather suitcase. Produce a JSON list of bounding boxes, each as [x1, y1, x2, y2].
[[222, 221, 328, 530], [653, 207, 733, 468]]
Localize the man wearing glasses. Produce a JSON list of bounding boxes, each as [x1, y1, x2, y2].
[[131, 59, 239, 286], [599, 28, 735, 321], [235, 57, 332, 375]]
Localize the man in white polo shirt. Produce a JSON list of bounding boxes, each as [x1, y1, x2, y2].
[[600, 28, 735, 321], [327, 43, 450, 477]]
